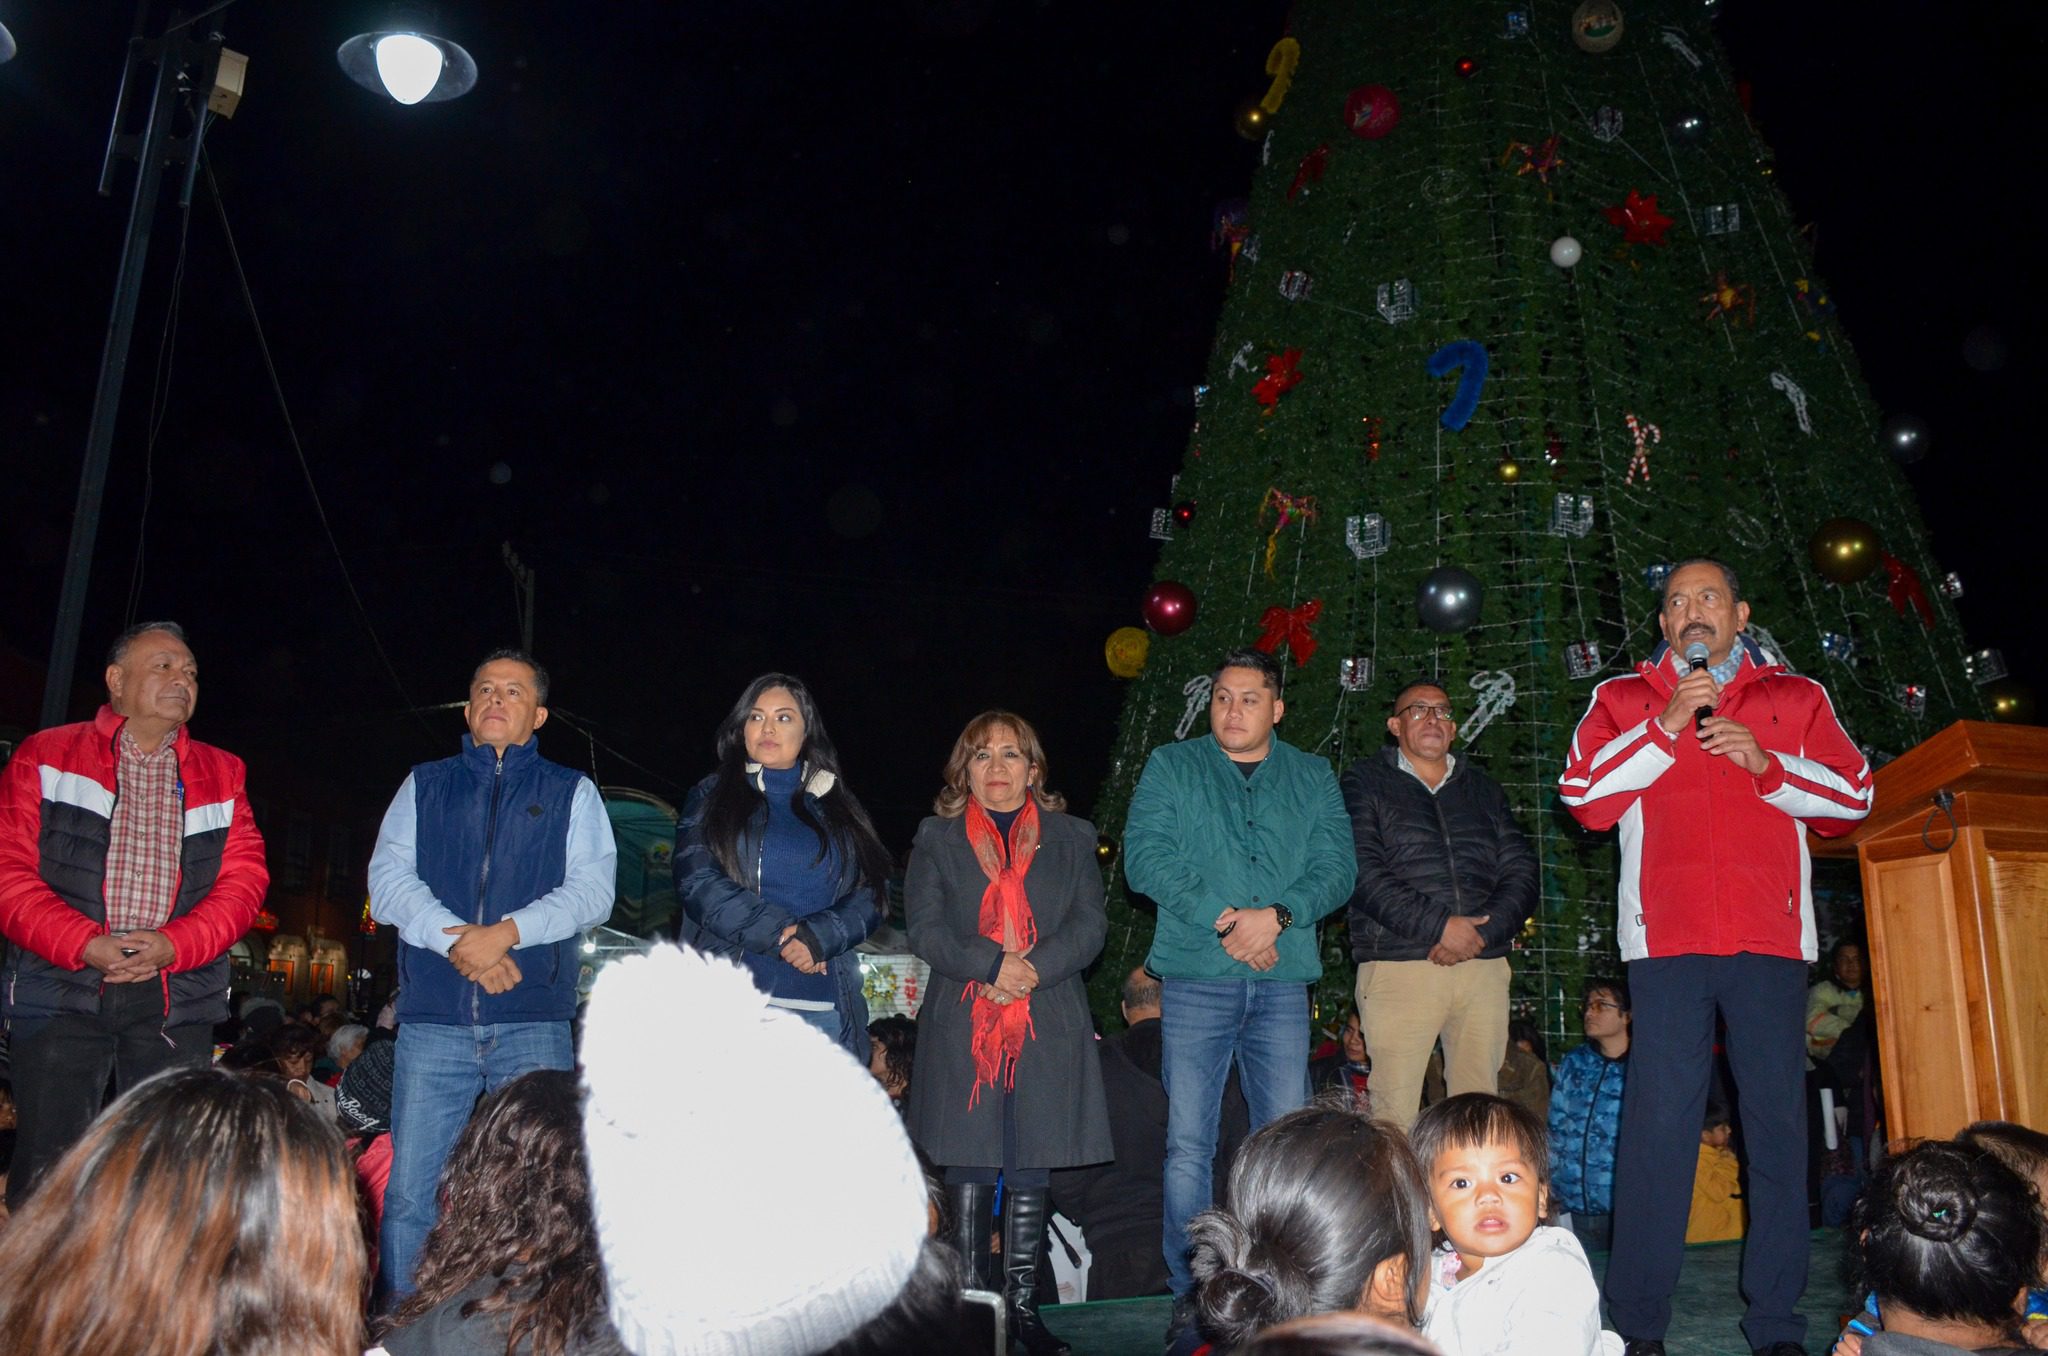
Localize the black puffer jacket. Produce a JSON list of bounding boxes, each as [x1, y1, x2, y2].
[[1338, 746, 1537, 963]]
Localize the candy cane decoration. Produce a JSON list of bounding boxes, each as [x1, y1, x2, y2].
[[1175, 674, 1213, 741], [1659, 27, 1702, 69], [1623, 412, 1661, 485], [1459, 671, 1518, 745], [1770, 371, 1813, 434]]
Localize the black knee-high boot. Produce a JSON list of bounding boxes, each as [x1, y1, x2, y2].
[[1001, 1186, 1071, 1356], [946, 1182, 995, 1290]]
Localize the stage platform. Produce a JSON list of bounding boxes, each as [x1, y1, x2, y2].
[[1038, 1228, 1857, 1355]]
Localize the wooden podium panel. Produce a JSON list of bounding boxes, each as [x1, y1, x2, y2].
[[1812, 722, 2048, 1142]]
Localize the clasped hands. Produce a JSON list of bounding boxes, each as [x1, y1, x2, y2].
[[1215, 906, 1281, 971], [1660, 669, 1770, 775], [444, 919, 523, 993], [776, 924, 827, 975], [977, 946, 1038, 1005], [81, 930, 176, 983], [1429, 913, 1491, 967]]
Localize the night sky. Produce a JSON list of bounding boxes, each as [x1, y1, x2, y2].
[[2, 1, 2038, 849]]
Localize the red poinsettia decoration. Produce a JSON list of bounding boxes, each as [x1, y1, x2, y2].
[[1881, 552, 1936, 629], [1603, 189, 1675, 246], [1252, 348, 1305, 411], [1288, 144, 1332, 201]]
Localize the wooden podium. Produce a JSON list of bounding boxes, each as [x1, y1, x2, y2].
[[1811, 721, 2048, 1142]]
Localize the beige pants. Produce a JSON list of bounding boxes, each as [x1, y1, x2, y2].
[[1355, 956, 1511, 1132]]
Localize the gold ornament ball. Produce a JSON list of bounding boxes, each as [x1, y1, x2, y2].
[[1234, 99, 1270, 142], [1095, 833, 1120, 867], [1105, 626, 1151, 679], [1497, 457, 1522, 482], [1572, 0, 1625, 53], [1985, 679, 2037, 724], [1807, 517, 1882, 585]]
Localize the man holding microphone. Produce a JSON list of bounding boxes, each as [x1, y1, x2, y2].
[[1560, 558, 1872, 1356]]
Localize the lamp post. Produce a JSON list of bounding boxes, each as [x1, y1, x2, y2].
[[37, 2, 476, 730]]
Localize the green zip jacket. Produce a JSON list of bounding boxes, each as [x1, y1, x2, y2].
[[1124, 734, 1355, 983]]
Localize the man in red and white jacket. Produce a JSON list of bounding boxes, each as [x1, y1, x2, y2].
[[1560, 559, 1869, 1356], [0, 622, 267, 1208]]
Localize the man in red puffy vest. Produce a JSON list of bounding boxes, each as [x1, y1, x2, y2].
[[0, 622, 267, 1207], [1560, 559, 1870, 1356]]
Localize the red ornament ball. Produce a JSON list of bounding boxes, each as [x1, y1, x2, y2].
[[1343, 84, 1401, 140], [1171, 500, 1197, 527], [1454, 57, 1478, 79], [1142, 580, 1199, 636]]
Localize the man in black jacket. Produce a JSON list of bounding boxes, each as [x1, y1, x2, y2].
[[1338, 680, 1537, 1130]]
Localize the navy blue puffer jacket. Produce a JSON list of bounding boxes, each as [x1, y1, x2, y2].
[[673, 767, 881, 1058]]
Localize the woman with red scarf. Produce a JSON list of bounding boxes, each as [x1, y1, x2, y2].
[[905, 711, 1112, 1356]]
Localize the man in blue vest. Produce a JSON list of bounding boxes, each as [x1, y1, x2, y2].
[[368, 649, 617, 1299]]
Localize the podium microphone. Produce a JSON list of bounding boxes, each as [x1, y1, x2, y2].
[[1684, 641, 1714, 732]]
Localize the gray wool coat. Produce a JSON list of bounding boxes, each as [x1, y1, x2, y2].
[[903, 807, 1114, 1172]]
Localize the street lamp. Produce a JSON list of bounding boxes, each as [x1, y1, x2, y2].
[[336, 22, 477, 105], [37, 3, 480, 730]]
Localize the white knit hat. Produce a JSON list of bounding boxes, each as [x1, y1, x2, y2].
[[581, 944, 928, 1355]]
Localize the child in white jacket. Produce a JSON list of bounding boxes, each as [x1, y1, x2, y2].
[[1412, 1093, 1623, 1356]]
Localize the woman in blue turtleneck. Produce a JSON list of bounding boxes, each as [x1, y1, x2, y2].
[[674, 673, 894, 1060]]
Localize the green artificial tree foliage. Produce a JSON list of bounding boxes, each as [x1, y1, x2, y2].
[[1090, 0, 1986, 1050]]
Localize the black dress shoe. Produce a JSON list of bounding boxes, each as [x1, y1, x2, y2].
[[1753, 1345, 1807, 1356], [1622, 1342, 1666, 1356]]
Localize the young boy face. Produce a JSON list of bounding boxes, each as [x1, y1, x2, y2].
[[1702, 1124, 1734, 1150], [1428, 1136, 1548, 1272]]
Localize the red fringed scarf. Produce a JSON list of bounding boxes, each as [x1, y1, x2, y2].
[[962, 796, 1041, 1109]]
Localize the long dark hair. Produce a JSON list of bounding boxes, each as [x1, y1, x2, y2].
[[384, 1071, 609, 1356], [700, 672, 892, 892], [0, 1069, 364, 1356], [1191, 1100, 1434, 1346]]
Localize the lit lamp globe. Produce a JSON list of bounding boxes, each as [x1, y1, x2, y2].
[[338, 26, 478, 104]]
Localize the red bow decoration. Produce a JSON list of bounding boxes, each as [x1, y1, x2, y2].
[[1881, 552, 1935, 629], [1603, 189, 1676, 246], [1254, 598, 1323, 667], [1252, 348, 1304, 411], [1288, 143, 1332, 200]]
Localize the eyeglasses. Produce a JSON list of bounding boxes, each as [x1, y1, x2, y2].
[[1395, 703, 1455, 723], [1583, 999, 1621, 1013]]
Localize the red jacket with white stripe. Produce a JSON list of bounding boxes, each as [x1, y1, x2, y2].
[[0, 705, 267, 1026], [1558, 637, 1871, 963]]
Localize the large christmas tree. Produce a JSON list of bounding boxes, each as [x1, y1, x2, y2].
[[1090, 0, 1996, 1046]]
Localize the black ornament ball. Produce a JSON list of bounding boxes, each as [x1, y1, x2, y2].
[[1882, 414, 1930, 464], [1416, 567, 1485, 634], [1986, 679, 2037, 725]]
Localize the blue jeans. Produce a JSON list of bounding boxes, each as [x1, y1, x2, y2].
[[378, 1019, 575, 1301], [1159, 977, 1311, 1295]]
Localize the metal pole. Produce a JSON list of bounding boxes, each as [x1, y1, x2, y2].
[[40, 17, 202, 729]]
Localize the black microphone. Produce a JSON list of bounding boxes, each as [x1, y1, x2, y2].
[[1684, 640, 1714, 733]]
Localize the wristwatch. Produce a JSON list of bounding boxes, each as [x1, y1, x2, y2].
[[1270, 903, 1294, 931]]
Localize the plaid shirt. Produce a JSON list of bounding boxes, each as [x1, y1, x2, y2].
[[103, 728, 183, 933]]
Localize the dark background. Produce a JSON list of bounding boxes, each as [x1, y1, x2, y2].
[[2, 1, 2036, 850]]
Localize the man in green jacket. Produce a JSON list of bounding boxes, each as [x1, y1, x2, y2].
[[1123, 647, 1356, 1300]]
